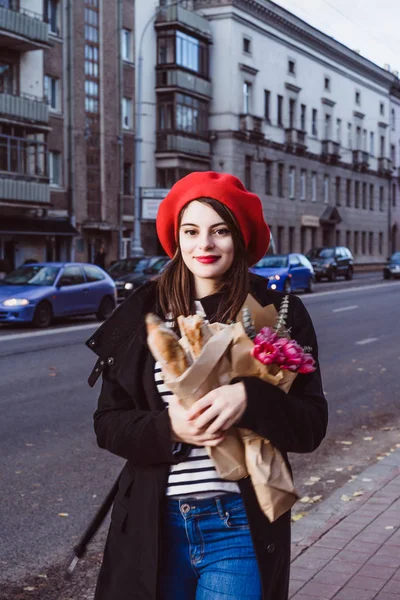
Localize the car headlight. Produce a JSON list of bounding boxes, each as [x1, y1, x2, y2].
[[3, 298, 30, 307], [268, 274, 280, 281], [124, 282, 134, 290]]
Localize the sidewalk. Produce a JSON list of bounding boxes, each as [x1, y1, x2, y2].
[[290, 449, 400, 599]]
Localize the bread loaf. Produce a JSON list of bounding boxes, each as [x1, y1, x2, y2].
[[145, 313, 190, 378], [177, 314, 211, 359]]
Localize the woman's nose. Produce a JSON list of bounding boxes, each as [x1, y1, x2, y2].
[[198, 234, 214, 250]]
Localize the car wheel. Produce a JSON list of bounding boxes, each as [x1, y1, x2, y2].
[[383, 271, 391, 280], [33, 301, 53, 328], [315, 275, 321, 283], [306, 277, 314, 293], [283, 279, 292, 294], [345, 267, 354, 281], [329, 268, 337, 282], [96, 296, 115, 321]]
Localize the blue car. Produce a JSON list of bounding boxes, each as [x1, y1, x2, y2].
[[250, 253, 315, 294], [0, 262, 117, 328]]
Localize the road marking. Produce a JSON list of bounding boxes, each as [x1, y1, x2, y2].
[[355, 337, 379, 345], [0, 323, 97, 342], [332, 305, 359, 313], [305, 280, 400, 299]]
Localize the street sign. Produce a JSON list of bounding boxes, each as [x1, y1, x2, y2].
[[141, 188, 170, 220], [141, 187, 170, 199], [301, 214, 320, 228]]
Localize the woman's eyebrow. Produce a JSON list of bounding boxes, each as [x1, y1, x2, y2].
[[180, 221, 227, 228]]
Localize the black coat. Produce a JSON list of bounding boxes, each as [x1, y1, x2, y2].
[[86, 276, 328, 600]]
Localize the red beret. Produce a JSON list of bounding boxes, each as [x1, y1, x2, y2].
[[156, 171, 270, 266]]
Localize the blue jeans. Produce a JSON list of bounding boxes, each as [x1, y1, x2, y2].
[[158, 493, 262, 600]]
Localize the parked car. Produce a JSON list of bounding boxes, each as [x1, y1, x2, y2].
[[306, 246, 354, 281], [250, 253, 315, 293], [383, 252, 400, 279], [0, 262, 117, 328], [111, 255, 170, 301]]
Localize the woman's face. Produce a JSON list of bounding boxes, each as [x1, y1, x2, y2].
[[179, 201, 235, 288]]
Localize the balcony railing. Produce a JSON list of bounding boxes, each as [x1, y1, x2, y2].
[[321, 140, 340, 161], [0, 176, 49, 204], [285, 128, 307, 151], [239, 114, 264, 138], [155, 5, 212, 39], [156, 133, 210, 157], [0, 5, 50, 50], [378, 157, 392, 174], [0, 92, 48, 125], [352, 149, 369, 170], [156, 68, 212, 99]]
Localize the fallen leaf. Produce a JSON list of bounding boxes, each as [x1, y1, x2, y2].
[[362, 478, 372, 482], [347, 466, 354, 471], [299, 496, 311, 503], [326, 479, 335, 483], [291, 512, 306, 522], [361, 425, 368, 429], [49, 373, 56, 377], [309, 476, 321, 482], [335, 467, 344, 472], [37, 574, 47, 579], [336, 441, 352, 445], [58, 513, 69, 517], [336, 409, 344, 414], [23, 588, 35, 592], [311, 495, 322, 503], [15, 471, 21, 474], [381, 426, 394, 431], [377, 456, 384, 460], [385, 526, 394, 530], [353, 491, 364, 497], [363, 437, 374, 441], [341, 495, 351, 502]]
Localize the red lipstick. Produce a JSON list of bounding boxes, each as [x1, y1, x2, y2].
[[195, 256, 220, 264]]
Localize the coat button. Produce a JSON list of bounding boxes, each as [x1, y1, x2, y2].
[[266, 543, 275, 554], [89, 339, 96, 347], [107, 357, 114, 366], [181, 503, 190, 515]]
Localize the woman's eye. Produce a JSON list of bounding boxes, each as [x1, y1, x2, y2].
[[214, 228, 230, 236], [183, 229, 197, 236]]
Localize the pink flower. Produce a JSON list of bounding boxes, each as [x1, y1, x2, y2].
[[252, 341, 279, 365], [252, 326, 316, 374], [298, 353, 316, 374]]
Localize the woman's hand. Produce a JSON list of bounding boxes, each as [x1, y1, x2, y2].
[[168, 395, 226, 447], [186, 383, 247, 435]]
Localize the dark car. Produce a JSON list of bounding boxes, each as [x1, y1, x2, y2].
[[0, 262, 116, 328], [383, 251, 400, 279], [250, 253, 315, 293], [306, 246, 354, 282], [110, 256, 170, 301]]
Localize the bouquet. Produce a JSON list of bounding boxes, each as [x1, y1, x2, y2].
[[145, 294, 316, 522]]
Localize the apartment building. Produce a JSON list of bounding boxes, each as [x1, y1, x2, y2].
[[0, 0, 135, 271], [136, 0, 398, 262]]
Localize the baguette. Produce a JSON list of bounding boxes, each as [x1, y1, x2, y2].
[[177, 314, 211, 359], [145, 313, 190, 379]]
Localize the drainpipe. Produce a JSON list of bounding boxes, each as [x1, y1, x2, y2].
[[117, 0, 124, 259], [66, 0, 76, 260]]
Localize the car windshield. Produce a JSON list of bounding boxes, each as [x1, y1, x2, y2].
[[0, 265, 60, 286], [108, 258, 147, 276], [147, 258, 169, 274], [253, 255, 288, 269], [390, 252, 400, 262], [307, 248, 335, 259]]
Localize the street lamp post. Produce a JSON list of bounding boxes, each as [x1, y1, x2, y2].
[[131, 0, 186, 257]]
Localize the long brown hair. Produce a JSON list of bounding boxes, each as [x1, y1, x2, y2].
[[157, 198, 250, 324]]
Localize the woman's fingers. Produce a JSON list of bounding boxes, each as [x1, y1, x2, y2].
[[187, 392, 216, 420]]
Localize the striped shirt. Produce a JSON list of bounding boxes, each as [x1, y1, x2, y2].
[[154, 362, 240, 497]]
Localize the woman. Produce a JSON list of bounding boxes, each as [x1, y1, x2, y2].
[[86, 171, 328, 600]]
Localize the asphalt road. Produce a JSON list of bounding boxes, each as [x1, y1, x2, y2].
[[0, 275, 399, 598]]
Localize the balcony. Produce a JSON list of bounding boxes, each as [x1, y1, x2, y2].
[[0, 92, 48, 126], [378, 157, 392, 175], [156, 133, 210, 157], [155, 5, 212, 39], [352, 149, 369, 171], [321, 140, 340, 163], [156, 68, 212, 99], [239, 114, 264, 140], [0, 4, 50, 51], [285, 128, 307, 153], [0, 176, 49, 205]]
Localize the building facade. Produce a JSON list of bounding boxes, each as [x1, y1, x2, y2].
[[0, 0, 135, 272], [137, 0, 399, 262]]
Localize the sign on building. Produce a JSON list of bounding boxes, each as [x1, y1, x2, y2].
[[141, 188, 170, 220]]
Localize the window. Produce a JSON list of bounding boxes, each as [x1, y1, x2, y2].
[[59, 266, 84, 286], [324, 76, 330, 91], [335, 230, 340, 246], [312, 109, 317, 136], [300, 170, 306, 201], [379, 232, 383, 254], [277, 95, 283, 126], [123, 163, 132, 195], [157, 32, 175, 65], [380, 135, 385, 157], [363, 129, 367, 151], [277, 163, 284, 197], [369, 184, 374, 210], [288, 60, 295, 75], [49, 151, 61, 186], [362, 231, 366, 254], [176, 31, 208, 74], [264, 90, 270, 122], [289, 98, 296, 129], [336, 118, 342, 143], [46, 0, 60, 35], [346, 230, 351, 250], [277, 226, 284, 254], [121, 29, 132, 61], [379, 186, 384, 211], [122, 97, 132, 129], [355, 181, 360, 208], [362, 182, 367, 209], [323, 175, 329, 203], [0, 61, 18, 95], [244, 156, 252, 190], [243, 81, 252, 114], [175, 93, 208, 136], [355, 90, 361, 105], [370, 132, 375, 156], [393, 183, 397, 207], [324, 114, 331, 139], [354, 231, 359, 254], [265, 161, 272, 195], [243, 37, 251, 54], [44, 75, 60, 111], [289, 167, 295, 199], [369, 232, 373, 254], [311, 172, 317, 202], [335, 176, 341, 206], [380, 102, 384, 116], [288, 227, 295, 253], [391, 108, 396, 131], [83, 265, 105, 282], [347, 123, 352, 149], [300, 104, 306, 131], [356, 126, 361, 150], [391, 144, 396, 165], [346, 179, 352, 207]]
